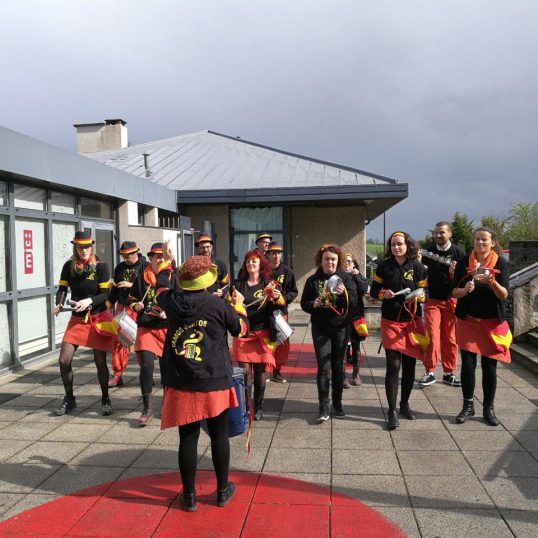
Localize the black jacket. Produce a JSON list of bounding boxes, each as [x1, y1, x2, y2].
[[272, 263, 298, 316], [129, 263, 167, 329], [423, 243, 465, 300], [452, 254, 509, 322], [300, 267, 358, 330], [370, 258, 428, 322], [156, 268, 249, 392], [109, 255, 146, 306]]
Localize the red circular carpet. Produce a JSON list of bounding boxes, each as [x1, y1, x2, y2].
[[0, 471, 406, 537]]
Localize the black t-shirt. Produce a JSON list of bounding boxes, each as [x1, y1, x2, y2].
[[423, 243, 466, 300]]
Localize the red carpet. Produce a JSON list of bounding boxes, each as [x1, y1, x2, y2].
[[0, 471, 405, 537]]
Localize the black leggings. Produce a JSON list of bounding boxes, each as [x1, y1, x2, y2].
[[137, 351, 156, 395], [460, 350, 497, 405], [178, 410, 230, 494], [58, 342, 109, 399], [385, 349, 416, 411], [312, 324, 347, 406], [237, 362, 266, 390]]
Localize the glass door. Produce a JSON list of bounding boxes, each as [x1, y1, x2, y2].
[[81, 220, 116, 270]]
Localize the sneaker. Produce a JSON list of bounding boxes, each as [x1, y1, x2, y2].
[[101, 397, 113, 416], [180, 491, 197, 512], [54, 396, 76, 416], [343, 376, 350, 389], [272, 370, 287, 383], [419, 372, 436, 386], [108, 375, 123, 387], [317, 403, 330, 423], [333, 406, 346, 419], [443, 373, 462, 387], [351, 374, 362, 386]]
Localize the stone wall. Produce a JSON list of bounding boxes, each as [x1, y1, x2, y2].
[[509, 241, 538, 274], [512, 276, 538, 337]]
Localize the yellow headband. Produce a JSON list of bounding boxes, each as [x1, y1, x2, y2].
[[391, 232, 405, 238]]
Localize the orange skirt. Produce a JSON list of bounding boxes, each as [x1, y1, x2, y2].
[[232, 331, 276, 366], [135, 326, 166, 356], [456, 317, 511, 364], [63, 315, 115, 353], [381, 319, 425, 362], [160, 386, 238, 428]]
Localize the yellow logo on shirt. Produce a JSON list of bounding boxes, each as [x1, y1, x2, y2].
[[254, 289, 264, 299], [403, 270, 414, 281]]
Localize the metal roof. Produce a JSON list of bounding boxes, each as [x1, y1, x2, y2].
[[85, 130, 408, 218]]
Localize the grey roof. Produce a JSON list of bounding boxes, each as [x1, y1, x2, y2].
[[85, 130, 408, 218], [0, 125, 176, 212]]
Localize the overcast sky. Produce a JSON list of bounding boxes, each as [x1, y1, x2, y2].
[[2, 0, 536, 242]]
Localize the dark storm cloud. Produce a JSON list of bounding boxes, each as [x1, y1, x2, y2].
[[1, 0, 536, 240]]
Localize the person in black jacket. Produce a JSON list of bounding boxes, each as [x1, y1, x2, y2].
[[451, 227, 511, 426], [370, 232, 428, 430], [156, 248, 249, 512], [267, 241, 298, 383], [418, 222, 466, 388], [342, 253, 368, 386], [52, 231, 114, 416], [108, 241, 146, 387], [300, 243, 358, 422], [128, 243, 168, 426], [195, 234, 230, 297], [231, 250, 286, 420]]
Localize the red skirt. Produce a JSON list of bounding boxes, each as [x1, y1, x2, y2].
[[134, 326, 166, 357], [456, 317, 511, 364], [232, 331, 276, 366], [381, 319, 427, 362], [160, 386, 238, 428], [62, 315, 115, 353]]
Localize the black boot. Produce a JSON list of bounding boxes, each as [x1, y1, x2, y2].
[[253, 385, 265, 421], [217, 482, 236, 507], [399, 402, 416, 420], [483, 405, 499, 426], [180, 491, 196, 512], [138, 393, 153, 427], [456, 399, 475, 424], [387, 410, 399, 430]]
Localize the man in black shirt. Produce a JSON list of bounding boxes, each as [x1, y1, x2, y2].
[[419, 222, 465, 387], [267, 241, 298, 383], [195, 234, 229, 297]]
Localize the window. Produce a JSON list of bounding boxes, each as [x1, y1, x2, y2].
[[15, 218, 47, 290], [0, 180, 7, 206], [51, 191, 76, 214], [14, 184, 46, 211], [0, 303, 12, 368], [0, 216, 9, 292], [138, 203, 146, 226], [17, 296, 50, 358], [80, 196, 113, 220]]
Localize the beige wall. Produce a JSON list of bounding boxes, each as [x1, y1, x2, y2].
[[183, 205, 230, 264], [291, 206, 366, 294]]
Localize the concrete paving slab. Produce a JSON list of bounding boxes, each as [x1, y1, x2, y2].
[[276, 412, 319, 427], [70, 443, 144, 468], [450, 430, 526, 451], [375, 507, 421, 538], [96, 424, 161, 445], [481, 477, 538, 511], [1, 422, 58, 441], [463, 450, 538, 477], [4, 394, 57, 408], [511, 431, 538, 452], [281, 398, 320, 413], [264, 447, 331, 473], [0, 440, 34, 462], [0, 493, 59, 522], [391, 430, 459, 451], [332, 474, 410, 507], [200, 445, 267, 472], [7, 441, 89, 465], [406, 475, 494, 508], [0, 464, 60, 493], [271, 426, 330, 448], [333, 449, 400, 475], [41, 423, 112, 443], [0, 493, 31, 519], [500, 509, 538, 537], [332, 429, 394, 450], [331, 414, 387, 430], [38, 464, 124, 495], [414, 508, 513, 538], [397, 449, 474, 476]]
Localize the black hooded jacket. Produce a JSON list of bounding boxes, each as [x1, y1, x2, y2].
[[156, 268, 249, 392]]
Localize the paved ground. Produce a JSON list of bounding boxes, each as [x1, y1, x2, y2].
[[0, 308, 537, 537]]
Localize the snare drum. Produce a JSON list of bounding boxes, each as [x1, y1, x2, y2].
[[114, 310, 138, 348], [273, 310, 294, 345]]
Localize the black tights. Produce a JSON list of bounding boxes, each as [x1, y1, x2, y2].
[[385, 349, 416, 411], [178, 410, 230, 494], [460, 350, 497, 405], [237, 362, 266, 391], [58, 342, 109, 399], [137, 351, 155, 395]]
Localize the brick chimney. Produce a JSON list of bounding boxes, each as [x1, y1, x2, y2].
[[73, 119, 128, 153]]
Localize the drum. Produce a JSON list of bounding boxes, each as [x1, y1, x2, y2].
[[113, 310, 137, 348], [273, 310, 293, 345]]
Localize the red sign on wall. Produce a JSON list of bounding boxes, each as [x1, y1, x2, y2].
[[23, 229, 34, 274]]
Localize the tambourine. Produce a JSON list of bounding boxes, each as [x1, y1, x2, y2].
[[324, 275, 343, 293], [404, 288, 425, 301]]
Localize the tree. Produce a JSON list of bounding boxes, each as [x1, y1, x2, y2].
[[451, 212, 474, 253], [505, 201, 538, 242]]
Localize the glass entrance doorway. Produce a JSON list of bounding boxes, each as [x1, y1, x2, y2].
[[81, 221, 116, 269]]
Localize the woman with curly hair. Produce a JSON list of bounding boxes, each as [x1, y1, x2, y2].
[[53, 230, 114, 417], [231, 249, 285, 421], [370, 231, 428, 430], [300, 243, 358, 422]]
